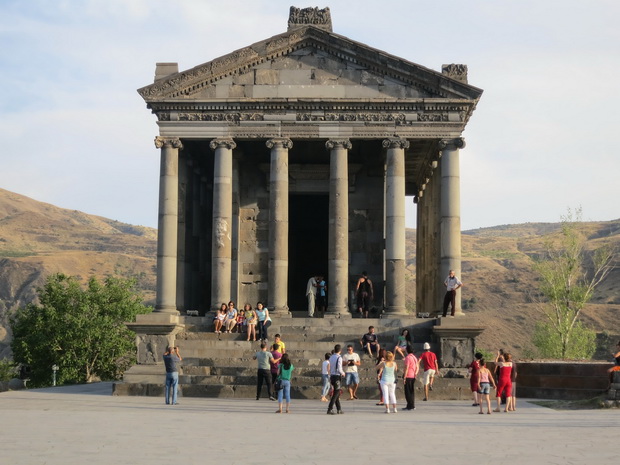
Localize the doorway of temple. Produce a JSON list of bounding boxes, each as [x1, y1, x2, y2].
[[288, 193, 329, 311]]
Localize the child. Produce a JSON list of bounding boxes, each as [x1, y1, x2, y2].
[[274, 334, 286, 354], [320, 353, 331, 402], [477, 359, 496, 414], [235, 309, 246, 333]]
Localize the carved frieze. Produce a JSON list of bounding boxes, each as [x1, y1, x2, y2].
[[178, 113, 264, 122], [297, 113, 406, 122], [417, 113, 448, 122]]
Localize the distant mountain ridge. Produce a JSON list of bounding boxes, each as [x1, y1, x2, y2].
[[0, 187, 618, 360]]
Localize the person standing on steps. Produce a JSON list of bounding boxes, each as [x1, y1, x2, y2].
[[342, 344, 361, 400], [253, 342, 276, 401], [327, 344, 345, 415], [163, 345, 182, 405], [442, 270, 462, 317], [355, 271, 374, 318], [255, 302, 270, 342], [419, 342, 439, 401]]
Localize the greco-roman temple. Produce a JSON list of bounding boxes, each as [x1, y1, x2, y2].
[[119, 7, 484, 394]]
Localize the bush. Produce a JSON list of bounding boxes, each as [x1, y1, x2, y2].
[[0, 359, 17, 382]]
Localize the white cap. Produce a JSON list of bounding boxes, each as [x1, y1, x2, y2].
[[423, 342, 431, 350]]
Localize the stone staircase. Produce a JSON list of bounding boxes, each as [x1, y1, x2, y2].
[[113, 315, 472, 400]]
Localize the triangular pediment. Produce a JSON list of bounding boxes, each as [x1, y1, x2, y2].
[[138, 26, 482, 103]]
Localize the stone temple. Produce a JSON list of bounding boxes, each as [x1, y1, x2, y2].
[[117, 7, 485, 397], [137, 6, 482, 320]]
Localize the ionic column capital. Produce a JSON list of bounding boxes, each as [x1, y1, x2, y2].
[[266, 138, 293, 150], [154, 136, 183, 150], [209, 138, 237, 151], [382, 138, 410, 150], [438, 138, 465, 151], [325, 139, 352, 150]]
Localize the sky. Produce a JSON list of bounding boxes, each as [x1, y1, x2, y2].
[[1, 0, 618, 231]]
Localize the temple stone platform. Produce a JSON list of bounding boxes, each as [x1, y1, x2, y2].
[[113, 315, 483, 400]]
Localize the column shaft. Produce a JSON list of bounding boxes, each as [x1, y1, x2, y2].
[[267, 138, 292, 315], [326, 139, 351, 315], [384, 138, 409, 314], [210, 139, 236, 311], [154, 136, 182, 314], [439, 138, 464, 315]]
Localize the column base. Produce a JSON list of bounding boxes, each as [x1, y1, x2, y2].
[[384, 306, 409, 315]]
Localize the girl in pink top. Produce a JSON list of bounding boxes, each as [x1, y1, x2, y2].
[[477, 360, 496, 414]]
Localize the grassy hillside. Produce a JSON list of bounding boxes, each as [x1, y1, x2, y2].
[[406, 220, 620, 358]]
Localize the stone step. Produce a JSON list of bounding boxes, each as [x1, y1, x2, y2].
[[113, 378, 472, 401]]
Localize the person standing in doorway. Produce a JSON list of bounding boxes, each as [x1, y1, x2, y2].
[[442, 270, 463, 317], [355, 271, 374, 318], [316, 275, 327, 318], [163, 346, 182, 405], [327, 344, 345, 415], [306, 275, 318, 317]]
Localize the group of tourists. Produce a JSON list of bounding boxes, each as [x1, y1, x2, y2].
[[252, 334, 293, 413], [467, 349, 517, 414], [213, 301, 272, 342]]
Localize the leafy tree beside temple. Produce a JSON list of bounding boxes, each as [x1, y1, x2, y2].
[[11, 273, 151, 387]]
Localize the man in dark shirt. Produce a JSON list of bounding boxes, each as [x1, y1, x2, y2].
[[163, 346, 182, 405], [360, 326, 380, 358]]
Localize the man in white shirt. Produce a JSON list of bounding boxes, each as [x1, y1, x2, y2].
[[342, 344, 361, 400], [327, 344, 345, 415], [442, 270, 463, 317]]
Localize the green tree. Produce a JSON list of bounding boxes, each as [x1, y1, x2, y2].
[[10, 273, 151, 387], [532, 209, 613, 359]]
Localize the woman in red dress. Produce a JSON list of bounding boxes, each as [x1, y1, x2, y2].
[[494, 351, 514, 412]]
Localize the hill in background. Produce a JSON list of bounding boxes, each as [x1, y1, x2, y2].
[[0, 188, 157, 358], [0, 187, 618, 360]]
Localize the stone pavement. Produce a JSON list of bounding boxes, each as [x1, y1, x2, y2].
[[0, 383, 617, 465]]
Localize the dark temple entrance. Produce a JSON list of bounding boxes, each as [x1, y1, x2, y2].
[[288, 194, 329, 311]]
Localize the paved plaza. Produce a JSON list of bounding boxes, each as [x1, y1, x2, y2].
[[1, 383, 617, 465]]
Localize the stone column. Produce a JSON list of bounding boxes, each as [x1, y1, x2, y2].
[[325, 139, 351, 316], [154, 136, 183, 314], [383, 138, 409, 315], [209, 138, 236, 312], [266, 138, 292, 316], [439, 138, 465, 315]]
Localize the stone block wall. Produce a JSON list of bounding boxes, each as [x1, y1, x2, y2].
[[192, 48, 432, 101]]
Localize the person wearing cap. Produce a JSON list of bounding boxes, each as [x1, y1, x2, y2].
[[418, 342, 439, 401], [163, 345, 182, 405]]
